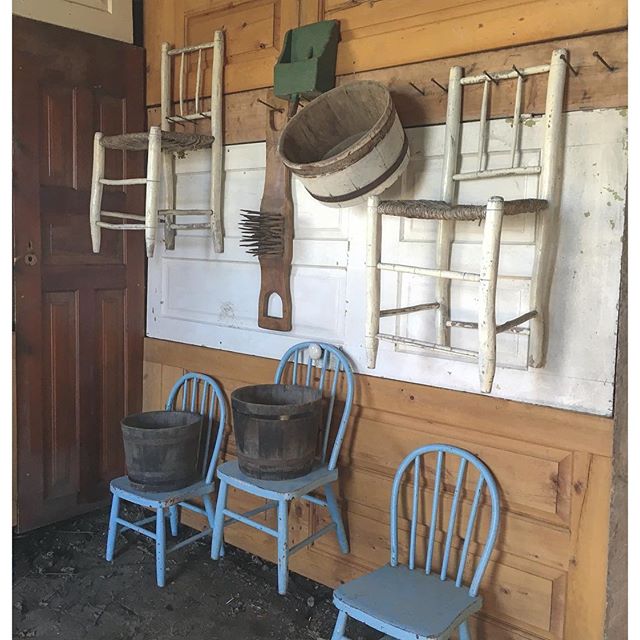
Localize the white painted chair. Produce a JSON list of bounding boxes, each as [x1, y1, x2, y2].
[[365, 49, 568, 393], [89, 32, 225, 258]]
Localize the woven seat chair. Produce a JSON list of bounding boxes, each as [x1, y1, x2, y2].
[[89, 32, 225, 258]]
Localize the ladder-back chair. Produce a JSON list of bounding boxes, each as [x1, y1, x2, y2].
[[365, 49, 567, 393], [90, 32, 225, 258], [211, 341, 355, 594], [106, 372, 227, 587], [331, 444, 500, 640]]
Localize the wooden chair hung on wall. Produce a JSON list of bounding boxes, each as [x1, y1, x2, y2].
[[365, 49, 568, 393], [106, 372, 227, 587], [89, 31, 225, 258], [331, 444, 500, 640], [211, 341, 355, 595]]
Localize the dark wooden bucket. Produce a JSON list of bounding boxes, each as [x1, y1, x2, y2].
[[231, 384, 323, 480], [121, 411, 203, 492]]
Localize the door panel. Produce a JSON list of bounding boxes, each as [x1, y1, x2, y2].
[[13, 16, 145, 531]]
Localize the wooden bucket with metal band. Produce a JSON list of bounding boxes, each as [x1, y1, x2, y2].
[[278, 81, 409, 208]]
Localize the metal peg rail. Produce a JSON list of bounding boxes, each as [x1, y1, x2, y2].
[[365, 49, 567, 393]]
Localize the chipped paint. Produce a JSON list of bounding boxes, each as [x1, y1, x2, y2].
[[604, 186, 624, 202]]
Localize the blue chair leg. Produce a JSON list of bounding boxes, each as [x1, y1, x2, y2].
[[211, 480, 228, 560], [105, 494, 120, 562], [459, 619, 471, 640], [203, 493, 224, 557], [331, 610, 348, 640], [169, 505, 179, 537], [155, 507, 166, 587], [325, 483, 349, 554], [277, 499, 289, 595]]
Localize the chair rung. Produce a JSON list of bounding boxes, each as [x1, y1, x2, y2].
[[445, 311, 536, 335], [101, 211, 146, 222], [178, 502, 208, 516], [97, 222, 146, 230], [116, 517, 156, 539], [288, 523, 336, 556], [301, 494, 328, 507], [169, 223, 212, 230], [377, 333, 478, 360], [378, 263, 480, 282], [100, 178, 147, 185], [160, 209, 213, 216], [380, 302, 440, 318], [453, 166, 541, 181], [169, 43, 214, 56], [167, 528, 211, 554], [460, 63, 550, 85], [223, 509, 278, 537], [497, 310, 537, 334]]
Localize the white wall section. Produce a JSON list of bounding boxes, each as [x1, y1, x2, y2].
[[146, 109, 627, 416], [13, 0, 133, 43]]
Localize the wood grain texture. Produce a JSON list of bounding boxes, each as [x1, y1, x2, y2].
[[144, 337, 613, 639], [144, 0, 626, 98], [147, 30, 627, 145], [13, 16, 145, 531]]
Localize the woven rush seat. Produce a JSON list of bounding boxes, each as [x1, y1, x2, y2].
[[101, 130, 215, 153], [377, 198, 547, 221]]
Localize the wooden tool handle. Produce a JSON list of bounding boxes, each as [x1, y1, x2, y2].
[[257, 97, 294, 331]]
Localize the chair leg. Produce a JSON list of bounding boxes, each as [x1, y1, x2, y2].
[[325, 483, 349, 554], [145, 126, 162, 258], [211, 480, 228, 560], [203, 493, 223, 557], [458, 619, 471, 640], [478, 196, 504, 394], [277, 499, 289, 595], [169, 505, 179, 537], [89, 132, 104, 254], [105, 494, 120, 561], [155, 507, 167, 587], [331, 610, 349, 640]]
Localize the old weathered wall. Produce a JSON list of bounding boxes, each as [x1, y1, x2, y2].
[[140, 3, 627, 638]]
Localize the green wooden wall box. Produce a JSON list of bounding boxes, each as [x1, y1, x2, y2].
[[274, 20, 340, 101]]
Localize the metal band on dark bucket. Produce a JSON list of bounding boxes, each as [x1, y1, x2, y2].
[[306, 135, 409, 204]]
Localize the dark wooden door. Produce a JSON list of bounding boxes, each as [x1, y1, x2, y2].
[[13, 16, 146, 531]]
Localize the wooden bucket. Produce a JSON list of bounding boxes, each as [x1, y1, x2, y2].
[[278, 81, 409, 207]]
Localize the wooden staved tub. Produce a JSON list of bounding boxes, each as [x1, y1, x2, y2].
[[278, 81, 409, 207]]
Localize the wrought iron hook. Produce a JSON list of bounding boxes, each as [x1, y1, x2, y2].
[[592, 51, 616, 72]]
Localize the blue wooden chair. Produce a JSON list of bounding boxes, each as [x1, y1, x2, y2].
[[211, 341, 355, 595], [330, 444, 500, 640], [106, 372, 227, 587]]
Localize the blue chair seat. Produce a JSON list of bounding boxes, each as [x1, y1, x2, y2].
[[334, 564, 482, 640], [110, 475, 214, 508], [217, 459, 338, 501]]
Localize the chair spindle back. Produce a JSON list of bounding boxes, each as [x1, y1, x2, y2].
[[160, 31, 224, 132], [275, 342, 354, 471], [165, 372, 226, 485], [390, 444, 500, 597]]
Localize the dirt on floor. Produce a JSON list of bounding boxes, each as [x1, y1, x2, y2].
[[13, 506, 380, 640]]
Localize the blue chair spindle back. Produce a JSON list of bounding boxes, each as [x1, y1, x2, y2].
[[274, 342, 354, 471], [389, 444, 500, 597], [165, 373, 226, 485]]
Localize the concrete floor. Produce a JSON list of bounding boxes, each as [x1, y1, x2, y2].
[[13, 506, 380, 639]]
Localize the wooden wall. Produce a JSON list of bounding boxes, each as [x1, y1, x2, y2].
[[144, 337, 613, 640], [144, 0, 626, 100], [142, 2, 625, 637]]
